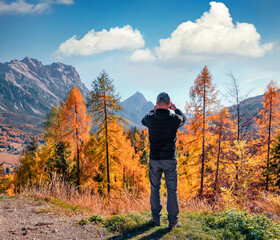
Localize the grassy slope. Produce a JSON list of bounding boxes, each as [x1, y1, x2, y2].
[[2, 194, 280, 239], [81, 210, 280, 240]]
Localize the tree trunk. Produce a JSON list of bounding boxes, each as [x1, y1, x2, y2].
[[200, 78, 206, 198], [74, 102, 80, 189], [28, 164, 32, 183], [77, 143, 80, 188], [104, 100, 110, 200], [266, 94, 273, 191], [236, 98, 240, 183], [214, 124, 222, 194], [123, 166, 126, 187]]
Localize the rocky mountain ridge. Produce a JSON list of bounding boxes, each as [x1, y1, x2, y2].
[[0, 57, 156, 147], [0, 57, 89, 117], [0, 56, 267, 148], [0, 57, 90, 147]]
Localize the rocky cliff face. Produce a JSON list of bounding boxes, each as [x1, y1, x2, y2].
[[0, 57, 90, 146], [0, 57, 156, 138], [0, 57, 89, 117]]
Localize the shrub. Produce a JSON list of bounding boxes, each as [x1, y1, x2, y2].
[[77, 218, 88, 225], [103, 213, 148, 233], [104, 215, 128, 232], [89, 214, 104, 224], [205, 209, 280, 239]]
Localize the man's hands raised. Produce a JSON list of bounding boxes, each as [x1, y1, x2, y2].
[[153, 102, 177, 111], [170, 102, 177, 111]]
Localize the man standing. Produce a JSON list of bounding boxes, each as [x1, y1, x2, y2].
[[141, 92, 186, 229]]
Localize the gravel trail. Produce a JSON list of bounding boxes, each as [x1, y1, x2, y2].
[[0, 196, 108, 240]]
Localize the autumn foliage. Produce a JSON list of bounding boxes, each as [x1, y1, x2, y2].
[[13, 74, 149, 199], [2, 68, 280, 217]]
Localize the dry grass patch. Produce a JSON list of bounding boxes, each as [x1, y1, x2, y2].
[[19, 175, 150, 216]]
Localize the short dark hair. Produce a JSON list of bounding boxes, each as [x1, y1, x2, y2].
[[157, 92, 170, 104]]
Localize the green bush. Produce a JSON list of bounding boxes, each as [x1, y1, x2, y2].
[[205, 209, 280, 240], [89, 214, 104, 224], [104, 215, 128, 232], [104, 213, 148, 233], [77, 218, 88, 225]]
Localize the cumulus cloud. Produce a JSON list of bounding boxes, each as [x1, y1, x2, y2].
[[54, 25, 145, 59], [55, 0, 74, 5], [130, 49, 155, 62], [0, 0, 73, 15], [131, 1, 273, 62]]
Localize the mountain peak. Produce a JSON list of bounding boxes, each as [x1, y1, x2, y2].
[[134, 91, 143, 96], [0, 56, 89, 117], [119, 92, 154, 128], [22, 56, 32, 62], [127, 91, 147, 103], [21, 56, 43, 71], [21, 56, 41, 65]]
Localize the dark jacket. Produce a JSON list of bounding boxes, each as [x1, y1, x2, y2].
[[141, 108, 186, 160]]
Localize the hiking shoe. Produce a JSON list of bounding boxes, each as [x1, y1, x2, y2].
[[149, 218, 161, 226], [168, 221, 182, 229]]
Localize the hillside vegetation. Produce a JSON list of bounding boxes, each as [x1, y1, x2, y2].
[[2, 194, 280, 240], [2, 68, 280, 239]]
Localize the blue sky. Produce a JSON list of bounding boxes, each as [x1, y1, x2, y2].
[[1, 0, 280, 110]]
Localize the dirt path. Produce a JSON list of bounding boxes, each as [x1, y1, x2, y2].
[[0, 196, 109, 240]]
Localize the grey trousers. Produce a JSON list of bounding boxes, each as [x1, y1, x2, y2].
[[149, 159, 179, 224]]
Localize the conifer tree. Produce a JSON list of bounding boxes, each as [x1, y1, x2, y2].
[[256, 81, 280, 190], [87, 71, 124, 198], [186, 66, 217, 197], [59, 86, 91, 188], [209, 107, 232, 194], [226, 73, 257, 187], [227, 73, 256, 142], [271, 134, 280, 189], [16, 138, 40, 186], [46, 141, 70, 180]]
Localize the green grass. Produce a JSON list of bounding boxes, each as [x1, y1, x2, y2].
[[89, 214, 105, 224], [0, 194, 10, 200], [3, 194, 280, 239], [104, 211, 151, 232], [0, 194, 19, 200], [204, 209, 280, 240], [19, 194, 85, 214], [49, 197, 83, 212], [77, 218, 89, 225], [78, 210, 280, 240]]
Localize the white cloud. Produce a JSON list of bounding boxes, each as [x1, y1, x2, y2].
[[130, 49, 155, 62], [54, 25, 145, 59], [0, 0, 73, 15], [55, 0, 74, 5], [0, 0, 49, 14], [131, 1, 273, 62]]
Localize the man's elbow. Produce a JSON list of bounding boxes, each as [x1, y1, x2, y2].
[[178, 116, 186, 127], [141, 118, 147, 127]]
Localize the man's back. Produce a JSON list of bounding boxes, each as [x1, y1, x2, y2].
[[141, 108, 186, 160], [141, 92, 186, 228]]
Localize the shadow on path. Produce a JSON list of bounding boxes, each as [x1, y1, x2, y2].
[[107, 222, 171, 240], [139, 227, 171, 240]]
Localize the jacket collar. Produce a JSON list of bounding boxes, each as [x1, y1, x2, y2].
[[154, 109, 171, 120], [156, 108, 170, 114]]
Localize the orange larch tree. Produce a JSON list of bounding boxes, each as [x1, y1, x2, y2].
[[59, 86, 91, 188], [256, 80, 280, 191], [87, 71, 124, 199], [186, 66, 218, 197], [209, 107, 233, 195], [176, 129, 201, 199]]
